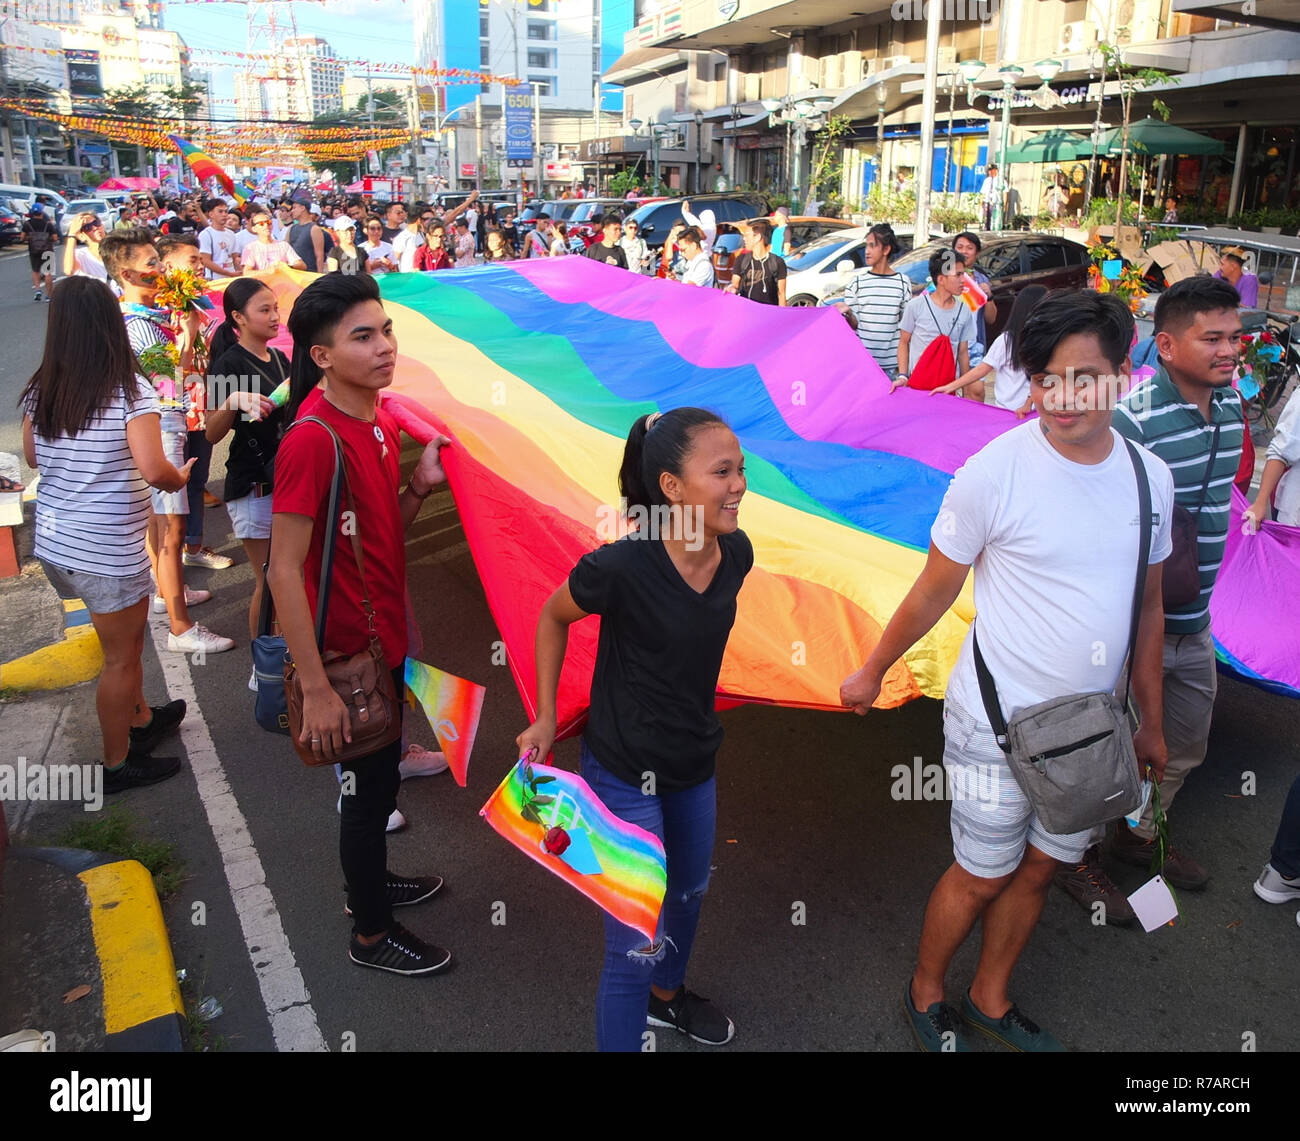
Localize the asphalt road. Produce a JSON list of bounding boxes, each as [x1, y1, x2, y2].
[[2, 249, 1298, 1055]]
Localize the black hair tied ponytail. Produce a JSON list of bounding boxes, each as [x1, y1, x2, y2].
[[209, 277, 273, 362], [618, 406, 729, 513]]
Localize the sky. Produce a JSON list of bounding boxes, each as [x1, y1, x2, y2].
[[163, 0, 417, 118]]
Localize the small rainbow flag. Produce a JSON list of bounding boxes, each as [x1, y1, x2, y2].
[[480, 757, 667, 942], [169, 135, 249, 206], [403, 658, 485, 787]]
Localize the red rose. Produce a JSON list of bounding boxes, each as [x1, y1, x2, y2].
[[543, 826, 571, 856], [1241, 334, 1254, 344], [1260, 331, 1275, 344]]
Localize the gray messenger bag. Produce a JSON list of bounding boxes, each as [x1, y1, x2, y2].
[[971, 437, 1151, 835]]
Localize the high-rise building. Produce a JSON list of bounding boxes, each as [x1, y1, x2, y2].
[[235, 33, 342, 123], [414, 0, 631, 114]]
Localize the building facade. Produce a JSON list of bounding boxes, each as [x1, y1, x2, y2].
[[605, 0, 1300, 220]]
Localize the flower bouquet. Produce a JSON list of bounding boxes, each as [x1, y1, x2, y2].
[[1236, 329, 1283, 403], [152, 267, 208, 313]]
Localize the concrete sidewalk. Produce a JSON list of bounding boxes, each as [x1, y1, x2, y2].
[[0, 660, 185, 1052]]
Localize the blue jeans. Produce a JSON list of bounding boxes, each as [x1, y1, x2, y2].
[[185, 430, 212, 546], [579, 739, 716, 1052]]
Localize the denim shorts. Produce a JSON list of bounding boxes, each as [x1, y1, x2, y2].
[[149, 427, 188, 516], [40, 560, 153, 616], [943, 698, 1092, 878], [225, 491, 272, 540]]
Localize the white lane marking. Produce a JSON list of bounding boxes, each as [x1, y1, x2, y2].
[[148, 621, 326, 1052]]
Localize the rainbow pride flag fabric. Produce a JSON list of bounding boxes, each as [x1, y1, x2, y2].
[[170, 135, 250, 205], [404, 659, 485, 787], [480, 757, 667, 942], [241, 262, 1300, 724]]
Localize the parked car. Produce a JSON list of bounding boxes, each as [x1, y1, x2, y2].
[[623, 192, 771, 252], [0, 183, 69, 222], [819, 231, 1089, 336], [889, 232, 1090, 339], [60, 198, 119, 235], [711, 215, 855, 285], [0, 198, 26, 246], [782, 225, 945, 307]]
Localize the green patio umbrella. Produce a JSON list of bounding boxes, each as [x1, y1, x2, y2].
[[1002, 130, 1091, 163], [1096, 117, 1225, 156]]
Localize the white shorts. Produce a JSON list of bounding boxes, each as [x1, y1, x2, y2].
[[149, 428, 189, 516], [225, 491, 272, 540], [943, 698, 1092, 878]]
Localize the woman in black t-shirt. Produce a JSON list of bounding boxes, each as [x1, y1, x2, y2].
[[517, 407, 753, 1052], [204, 279, 286, 646]]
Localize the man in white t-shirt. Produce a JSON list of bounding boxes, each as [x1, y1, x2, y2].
[[197, 197, 240, 279], [841, 290, 1174, 1052], [980, 164, 999, 229], [391, 216, 425, 272], [234, 212, 259, 259]]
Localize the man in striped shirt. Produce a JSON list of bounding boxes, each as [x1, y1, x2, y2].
[[1059, 276, 1244, 917]]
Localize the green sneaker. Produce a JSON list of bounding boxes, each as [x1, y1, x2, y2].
[[961, 992, 1065, 1052], [903, 979, 970, 1052]]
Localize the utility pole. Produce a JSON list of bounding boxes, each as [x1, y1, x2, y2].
[[475, 93, 483, 193], [532, 80, 541, 205]]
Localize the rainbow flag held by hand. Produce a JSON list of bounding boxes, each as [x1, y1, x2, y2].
[[480, 757, 667, 942], [220, 262, 1300, 724], [404, 659, 485, 787], [959, 273, 988, 314], [169, 135, 249, 205]]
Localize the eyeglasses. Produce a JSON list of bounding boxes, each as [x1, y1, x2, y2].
[[252, 220, 271, 228]]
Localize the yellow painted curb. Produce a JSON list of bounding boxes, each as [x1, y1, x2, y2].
[[0, 625, 103, 691], [78, 860, 183, 1036], [0, 595, 103, 692]]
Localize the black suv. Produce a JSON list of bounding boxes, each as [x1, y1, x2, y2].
[[623, 193, 771, 251]]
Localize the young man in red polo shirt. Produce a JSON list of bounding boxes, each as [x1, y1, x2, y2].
[[269, 273, 455, 975]]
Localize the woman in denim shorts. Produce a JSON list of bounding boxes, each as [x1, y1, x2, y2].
[[21, 277, 195, 792]]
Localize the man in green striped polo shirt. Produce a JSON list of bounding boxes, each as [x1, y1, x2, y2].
[[1059, 277, 1244, 917]]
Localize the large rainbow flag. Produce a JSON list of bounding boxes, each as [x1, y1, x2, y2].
[[245, 261, 1300, 734], [170, 135, 253, 206]]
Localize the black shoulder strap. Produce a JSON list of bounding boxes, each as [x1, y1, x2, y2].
[[1120, 437, 1152, 712], [972, 435, 1152, 747], [257, 415, 343, 651], [1191, 422, 1221, 514]]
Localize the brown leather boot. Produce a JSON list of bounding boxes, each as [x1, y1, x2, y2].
[[1054, 844, 1136, 926], [1111, 820, 1209, 890]]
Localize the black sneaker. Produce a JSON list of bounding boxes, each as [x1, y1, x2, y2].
[[103, 751, 182, 794], [348, 922, 451, 976], [647, 986, 735, 1045], [344, 873, 444, 916], [128, 700, 187, 754]]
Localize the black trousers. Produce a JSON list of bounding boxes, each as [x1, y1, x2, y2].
[[339, 664, 405, 937]]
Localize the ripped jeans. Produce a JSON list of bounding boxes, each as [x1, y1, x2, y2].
[[580, 739, 716, 1052]]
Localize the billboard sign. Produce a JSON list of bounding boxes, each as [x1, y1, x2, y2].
[[504, 89, 534, 164]]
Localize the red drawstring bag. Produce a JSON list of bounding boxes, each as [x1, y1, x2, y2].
[[908, 295, 962, 391], [908, 335, 957, 391]]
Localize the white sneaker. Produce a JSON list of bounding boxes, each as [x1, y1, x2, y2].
[[166, 624, 236, 654], [336, 792, 406, 833], [182, 546, 235, 570], [399, 744, 449, 779], [153, 587, 212, 614]]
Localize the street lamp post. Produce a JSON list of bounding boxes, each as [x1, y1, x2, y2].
[[991, 65, 1023, 230], [694, 108, 704, 195], [762, 95, 830, 208], [953, 60, 986, 206], [874, 82, 888, 197]]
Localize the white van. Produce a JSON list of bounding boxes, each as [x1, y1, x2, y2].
[[0, 184, 70, 218]]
